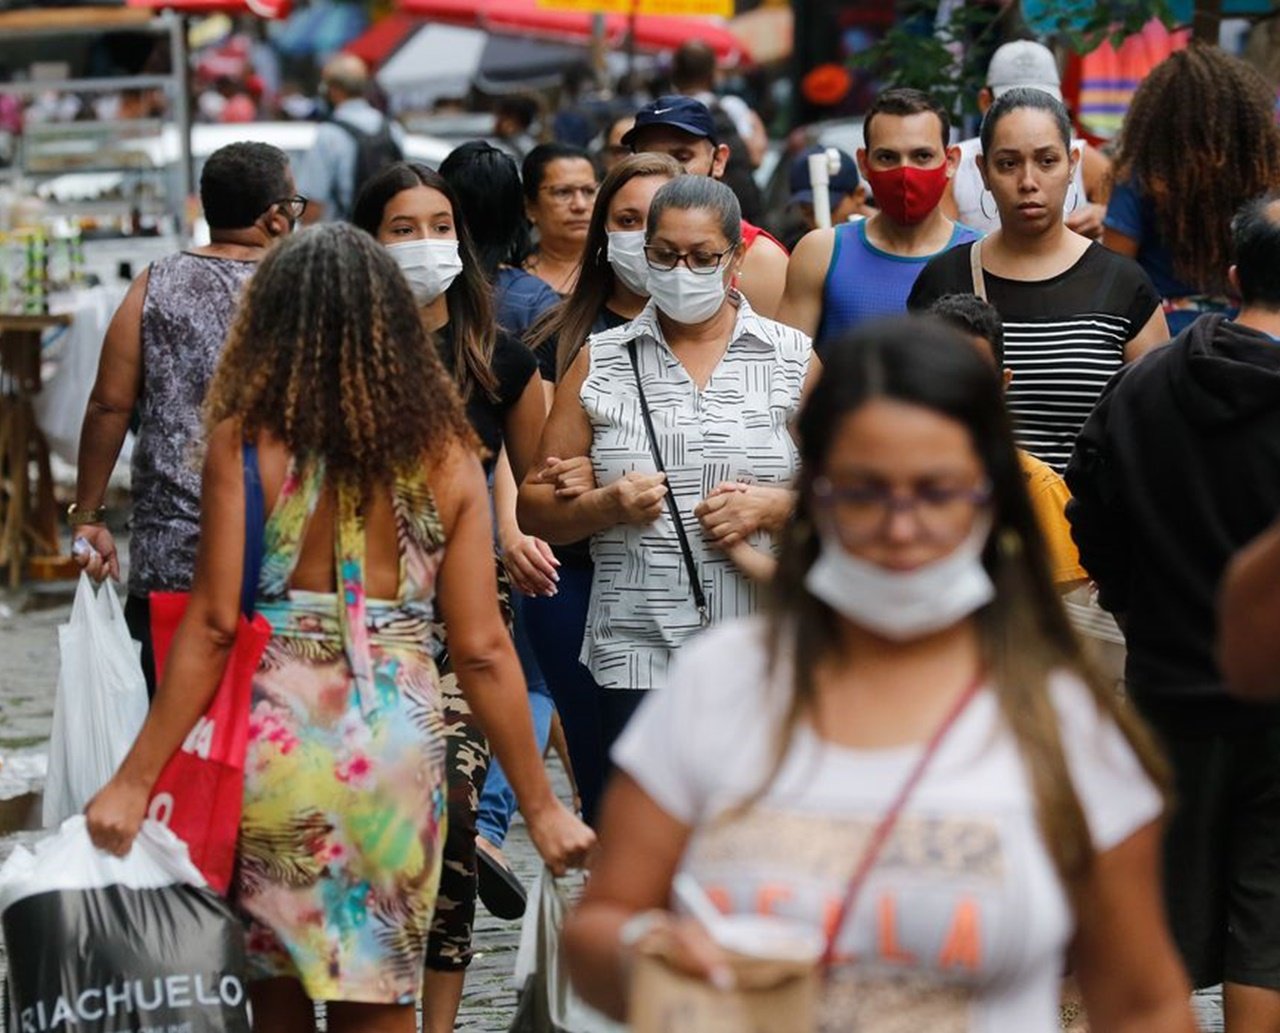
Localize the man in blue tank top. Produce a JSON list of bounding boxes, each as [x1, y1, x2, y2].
[[777, 88, 980, 356]]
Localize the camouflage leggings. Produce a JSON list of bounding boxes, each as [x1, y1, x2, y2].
[[424, 565, 511, 971]]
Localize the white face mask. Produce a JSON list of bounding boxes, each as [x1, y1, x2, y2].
[[805, 518, 995, 641], [386, 238, 463, 305], [646, 265, 728, 325], [606, 230, 650, 297]]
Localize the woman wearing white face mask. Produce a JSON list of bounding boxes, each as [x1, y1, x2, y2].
[[352, 163, 565, 1033], [564, 318, 1196, 1033], [520, 176, 819, 761], [515, 153, 681, 829]]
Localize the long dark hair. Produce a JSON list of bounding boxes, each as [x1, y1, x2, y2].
[[351, 161, 498, 401], [979, 85, 1071, 158], [765, 317, 1168, 899], [527, 152, 682, 377], [439, 140, 532, 278], [1112, 44, 1280, 296], [205, 224, 475, 486]]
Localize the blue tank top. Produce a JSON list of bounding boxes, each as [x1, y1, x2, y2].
[[818, 219, 981, 355]]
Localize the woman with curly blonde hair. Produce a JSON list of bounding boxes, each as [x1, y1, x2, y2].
[[85, 224, 593, 1033]]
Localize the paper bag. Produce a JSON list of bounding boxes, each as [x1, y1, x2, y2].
[[628, 931, 818, 1033]]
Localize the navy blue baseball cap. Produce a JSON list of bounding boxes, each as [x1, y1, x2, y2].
[[621, 95, 717, 148], [789, 146, 860, 205]]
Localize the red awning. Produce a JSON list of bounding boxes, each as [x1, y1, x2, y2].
[[344, 12, 420, 68], [126, 0, 291, 19], [397, 0, 748, 65]]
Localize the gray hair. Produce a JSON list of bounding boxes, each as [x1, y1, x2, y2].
[[322, 54, 369, 98], [646, 176, 742, 247]]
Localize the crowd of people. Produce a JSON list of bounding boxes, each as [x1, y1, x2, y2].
[[61, 28, 1280, 1033]]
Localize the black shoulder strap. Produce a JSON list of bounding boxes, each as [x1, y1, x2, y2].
[[329, 115, 398, 148], [328, 116, 368, 143], [626, 339, 711, 628]]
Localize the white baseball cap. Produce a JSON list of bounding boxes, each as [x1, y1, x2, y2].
[[987, 40, 1063, 101]]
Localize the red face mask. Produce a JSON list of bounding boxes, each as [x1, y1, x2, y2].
[[864, 163, 950, 225]]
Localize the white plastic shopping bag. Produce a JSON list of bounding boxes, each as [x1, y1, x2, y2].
[[510, 867, 626, 1033], [0, 816, 251, 1032], [42, 573, 149, 826]]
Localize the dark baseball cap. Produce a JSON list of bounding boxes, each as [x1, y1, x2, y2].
[[621, 95, 717, 148], [790, 146, 860, 205]]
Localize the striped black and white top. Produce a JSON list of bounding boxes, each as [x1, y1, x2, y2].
[[909, 242, 1162, 472], [579, 296, 811, 691]]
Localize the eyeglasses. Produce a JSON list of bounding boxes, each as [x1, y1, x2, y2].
[[542, 184, 598, 205], [812, 477, 993, 545], [273, 195, 308, 220], [644, 244, 737, 275]]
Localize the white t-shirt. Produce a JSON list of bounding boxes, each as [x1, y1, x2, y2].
[[613, 618, 1161, 1033], [952, 136, 1088, 235]]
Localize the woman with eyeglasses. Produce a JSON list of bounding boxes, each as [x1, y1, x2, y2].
[[564, 318, 1196, 1033], [521, 143, 599, 295], [517, 152, 683, 829], [351, 163, 593, 1033], [519, 175, 817, 758]]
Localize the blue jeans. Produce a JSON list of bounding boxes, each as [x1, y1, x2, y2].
[[476, 590, 555, 847], [522, 562, 626, 826]]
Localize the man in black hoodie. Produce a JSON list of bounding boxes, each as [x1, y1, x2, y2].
[[1067, 193, 1280, 1026]]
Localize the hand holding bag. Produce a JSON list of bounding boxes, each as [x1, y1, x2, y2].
[[1, 816, 251, 1033], [627, 675, 984, 1033], [510, 868, 626, 1033], [146, 442, 272, 895]]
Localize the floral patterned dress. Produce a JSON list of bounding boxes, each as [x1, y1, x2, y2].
[[235, 456, 449, 1003]]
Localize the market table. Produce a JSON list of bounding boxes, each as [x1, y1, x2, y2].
[[0, 313, 75, 587]]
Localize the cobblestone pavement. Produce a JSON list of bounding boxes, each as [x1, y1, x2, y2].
[[0, 579, 1227, 1031]]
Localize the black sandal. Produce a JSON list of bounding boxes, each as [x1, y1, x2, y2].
[[477, 845, 527, 920]]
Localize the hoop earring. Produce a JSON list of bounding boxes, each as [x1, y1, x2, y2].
[[1066, 183, 1080, 215], [979, 191, 996, 224]]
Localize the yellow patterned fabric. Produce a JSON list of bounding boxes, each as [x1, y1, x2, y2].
[[236, 456, 450, 1003]]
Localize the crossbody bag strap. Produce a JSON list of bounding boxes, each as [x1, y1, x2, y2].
[[626, 339, 711, 628], [969, 239, 988, 301], [819, 671, 985, 972], [240, 441, 265, 619]]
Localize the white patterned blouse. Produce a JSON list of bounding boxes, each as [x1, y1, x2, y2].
[[579, 295, 812, 691]]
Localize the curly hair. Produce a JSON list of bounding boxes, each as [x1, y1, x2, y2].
[[204, 223, 476, 487], [1112, 44, 1280, 296]]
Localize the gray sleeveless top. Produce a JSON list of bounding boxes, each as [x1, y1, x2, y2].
[[129, 251, 255, 596]]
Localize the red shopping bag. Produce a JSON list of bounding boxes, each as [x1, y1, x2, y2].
[[146, 595, 271, 894], [143, 441, 270, 895]]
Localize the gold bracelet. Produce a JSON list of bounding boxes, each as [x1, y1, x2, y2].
[[67, 503, 107, 527]]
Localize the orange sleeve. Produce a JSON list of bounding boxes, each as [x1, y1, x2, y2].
[[1021, 452, 1089, 588]]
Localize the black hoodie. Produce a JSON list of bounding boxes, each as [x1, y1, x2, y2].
[[1066, 314, 1280, 700]]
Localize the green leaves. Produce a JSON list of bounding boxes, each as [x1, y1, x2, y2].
[[848, 0, 1176, 120]]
